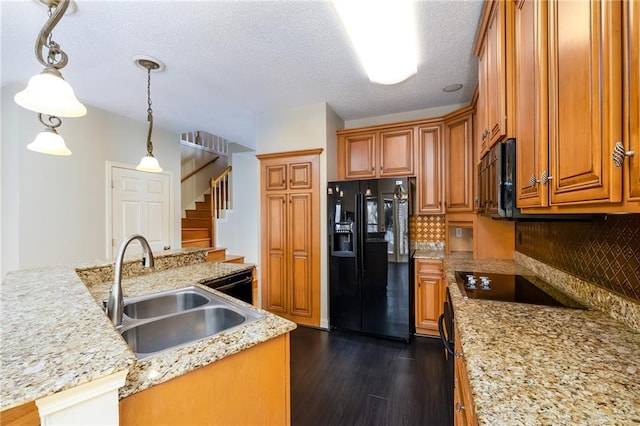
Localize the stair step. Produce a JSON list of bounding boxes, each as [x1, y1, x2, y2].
[[182, 228, 210, 240], [182, 217, 211, 228], [206, 247, 227, 262], [195, 201, 210, 210], [223, 255, 245, 264], [186, 209, 211, 219], [182, 238, 212, 248]]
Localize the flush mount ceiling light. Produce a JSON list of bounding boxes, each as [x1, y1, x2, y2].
[[443, 83, 464, 93], [134, 56, 164, 173], [15, 0, 86, 156], [332, 0, 418, 85]]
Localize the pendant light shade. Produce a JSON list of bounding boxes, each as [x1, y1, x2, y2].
[[15, 68, 86, 118], [136, 155, 163, 173], [27, 128, 72, 156]]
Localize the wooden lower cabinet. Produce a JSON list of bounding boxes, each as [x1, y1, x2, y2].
[[0, 402, 39, 426], [414, 258, 445, 336], [119, 333, 291, 425], [454, 324, 478, 426]]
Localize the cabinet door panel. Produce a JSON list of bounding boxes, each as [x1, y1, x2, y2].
[[548, 0, 622, 204], [344, 133, 376, 179], [379, 127, 415, 177], [446, 115, 474, 212], [265, 165, 287, 191], [415, 274, 441, 331], [289, 193, 313, 317], [289, 162, 312, 190], [515, 0, 548, 208], [417, 126, 444, 213], [487, 0, 507, 145], [478, 43, 489, 158], [626, 0, 640, 200], [265, 194, 287, 313]]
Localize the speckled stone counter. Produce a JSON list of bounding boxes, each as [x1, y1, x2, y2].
[[1, 251, 296, 410], [445, 253, 640, 425]]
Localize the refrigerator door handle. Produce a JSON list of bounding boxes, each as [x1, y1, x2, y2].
[[355, 192, 366, 277]]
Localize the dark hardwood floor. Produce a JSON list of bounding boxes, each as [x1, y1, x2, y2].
[[290, 327, 453, 426]]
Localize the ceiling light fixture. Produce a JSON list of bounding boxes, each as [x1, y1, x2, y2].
[[15, 0, 86, 156], [332, 0, 418, 85], [134, 56, 164, 173]]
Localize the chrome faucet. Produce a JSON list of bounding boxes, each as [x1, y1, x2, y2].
[[107, 234, 155, 327]]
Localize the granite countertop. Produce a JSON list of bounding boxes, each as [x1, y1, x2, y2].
[[1, 253, 296, 410], [445, 254, 640, 425]]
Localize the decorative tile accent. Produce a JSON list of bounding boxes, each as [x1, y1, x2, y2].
[[515, 214, 640, 302], [410, 214, 446, 242]]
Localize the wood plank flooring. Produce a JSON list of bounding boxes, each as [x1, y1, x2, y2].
[[290, 326, 453, 426]]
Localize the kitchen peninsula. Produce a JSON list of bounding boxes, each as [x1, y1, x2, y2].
[[1, 248, 295, 425]]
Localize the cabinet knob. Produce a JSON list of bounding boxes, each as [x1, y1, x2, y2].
[[455, 351, 463, 359], [529, 174, 538, 188], [455, 403, 465, 412], [612, 141, 635, 167]]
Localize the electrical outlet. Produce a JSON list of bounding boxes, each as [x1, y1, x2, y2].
[[455, 228, 462, 238]]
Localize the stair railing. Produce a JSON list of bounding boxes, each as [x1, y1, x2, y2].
[[210, 166, 232, 245]]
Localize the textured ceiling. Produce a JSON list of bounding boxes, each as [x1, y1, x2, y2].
[[1, 0, 483, 147]]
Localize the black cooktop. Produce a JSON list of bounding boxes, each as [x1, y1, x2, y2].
[[455, 271, 585, 308]]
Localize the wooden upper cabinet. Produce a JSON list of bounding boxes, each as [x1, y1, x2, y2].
[[625, 0, 640, 201], [514, 0, 549, 208], [445, 112, 474, 212], [343, 132, 376, 179], [475, 0, 508, 151], [547, 0, 623, 205], [417, 125, 444, 214], [379, 127, 415, 177], [338, 126, 415, 180]]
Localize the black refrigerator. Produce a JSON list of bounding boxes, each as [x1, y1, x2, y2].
[[328, 177, 414, 342]]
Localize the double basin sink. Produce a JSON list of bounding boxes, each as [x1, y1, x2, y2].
[[117, 286, 264, 359]]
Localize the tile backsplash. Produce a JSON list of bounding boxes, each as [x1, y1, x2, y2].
[[410, 215, 446, 242], [515, 214, 640, 302]]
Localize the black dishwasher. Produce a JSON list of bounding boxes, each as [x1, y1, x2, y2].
[[201, 270, 253, 304]]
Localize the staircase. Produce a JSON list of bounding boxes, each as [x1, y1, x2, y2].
[[181, 131, 244, 264]]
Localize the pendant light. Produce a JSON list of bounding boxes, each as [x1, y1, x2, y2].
[[15, 0, 86, 155], [134, 56, 164, 173]]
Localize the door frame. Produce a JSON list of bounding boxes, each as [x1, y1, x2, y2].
[[105, 161, 174, 259]]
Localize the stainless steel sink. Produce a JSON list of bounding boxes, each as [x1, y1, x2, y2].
[[118, 286, 264, 359], [123, 287, 210, 319]]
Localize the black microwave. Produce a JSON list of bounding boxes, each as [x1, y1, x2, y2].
[[479, 138, 605, 221]]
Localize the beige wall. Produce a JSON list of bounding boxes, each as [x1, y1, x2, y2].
[[255, 102, 343, 328], [1, 83, 181, 276], [344, 103, 466, 129]]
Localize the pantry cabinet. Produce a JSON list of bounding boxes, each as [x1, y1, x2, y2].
[[414, 258, 445, 336], [417, 124, 445, 214], [258, 149, 321, 327], [337, 126, 415, 180]]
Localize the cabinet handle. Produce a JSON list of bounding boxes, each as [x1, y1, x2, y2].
[[371, 167, 374, 172], [530, 171, 553, 188], [455, 351, 463, 359], [612, 141, 635, 167], [455, 403, 465, 412]]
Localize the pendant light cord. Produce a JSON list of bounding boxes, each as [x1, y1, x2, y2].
[[145, 65, 154, 156]]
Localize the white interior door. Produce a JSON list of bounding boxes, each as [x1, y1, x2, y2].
[[110, 165, 172, 258]]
